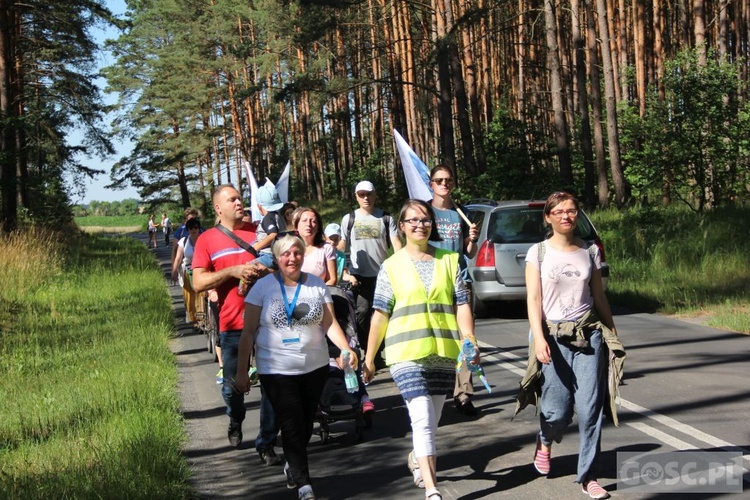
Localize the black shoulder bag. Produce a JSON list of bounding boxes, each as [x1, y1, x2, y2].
[[215, 223, 259, 257]]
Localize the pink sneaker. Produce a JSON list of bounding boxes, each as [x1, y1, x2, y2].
[[362, 400, 375, 413], [533, 436, 550, 475], [582, 480, 610, 499]]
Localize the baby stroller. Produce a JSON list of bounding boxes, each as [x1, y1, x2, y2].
[[316, 285, 370, 443]]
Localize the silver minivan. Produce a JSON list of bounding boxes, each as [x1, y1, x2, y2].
[[465, 200, 609, 317]]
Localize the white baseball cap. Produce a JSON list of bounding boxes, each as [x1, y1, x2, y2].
[[355, 180, 375, 193], [324, 223, 342, 238]]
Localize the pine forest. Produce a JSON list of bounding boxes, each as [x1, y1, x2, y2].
[[1, 0, 750, 230]]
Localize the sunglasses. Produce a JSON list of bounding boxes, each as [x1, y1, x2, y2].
[[431, 177, 454, 185], [274, 230, 300, 241]]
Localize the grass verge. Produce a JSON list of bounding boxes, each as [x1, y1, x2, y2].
[[590, 205, 750, 333], [0, 228, 192, 498], [75, 214, 147, 229]]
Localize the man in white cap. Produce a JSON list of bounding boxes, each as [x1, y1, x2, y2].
[[253, 184, 296, 255], [341, 181, 401, 365]]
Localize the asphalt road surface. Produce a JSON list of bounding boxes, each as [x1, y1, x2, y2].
[[147, 236, 749, 499]]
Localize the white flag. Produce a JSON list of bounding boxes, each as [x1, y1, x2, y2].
[[243, 161, 263, 222], [393, 129, 432, 201], [275, 161, 291, 203]]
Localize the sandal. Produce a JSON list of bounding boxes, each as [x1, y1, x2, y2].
[[533, 435, 551, 475], [408, 450, 424, 488], [582, 479, 610, 499], [425, 487, 442, 500]]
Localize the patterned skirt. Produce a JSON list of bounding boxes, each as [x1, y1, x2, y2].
[[389, 354, 456, 400]]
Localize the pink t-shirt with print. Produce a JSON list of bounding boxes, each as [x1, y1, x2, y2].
[[525, 242, 602, 322]]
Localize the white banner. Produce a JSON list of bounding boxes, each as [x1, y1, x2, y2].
[[243, 161, 262, 222], [276, 161, 291, 203], [393, 129, 432, 201]]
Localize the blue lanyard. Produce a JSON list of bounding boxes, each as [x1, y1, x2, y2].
[[277, 272, 303, 326]]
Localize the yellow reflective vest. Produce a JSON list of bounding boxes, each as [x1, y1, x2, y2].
[[382, 248, 462, 364]]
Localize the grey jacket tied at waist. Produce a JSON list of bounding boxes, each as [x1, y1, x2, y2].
[[513, 309, 626, 426]]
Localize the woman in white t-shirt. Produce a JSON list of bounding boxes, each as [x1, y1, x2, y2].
[[293, 207, 338, 286], [234, 234, 356, 500], [147, 214, 159, 248], [171, 217, 202, 323], [525, 192, 617, 500]]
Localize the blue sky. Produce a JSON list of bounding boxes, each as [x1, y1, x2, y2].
[[71, 0, 140, 205]]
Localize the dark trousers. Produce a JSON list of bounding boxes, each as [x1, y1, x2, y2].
[[220, 330, 278, 449], [260, 365, 328, 488], [352, 275, 377, 354]]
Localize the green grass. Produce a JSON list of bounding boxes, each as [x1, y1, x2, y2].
[[0, 230, 192, 499], [589, 205, 750, 333], [75, 214, 147, 229]]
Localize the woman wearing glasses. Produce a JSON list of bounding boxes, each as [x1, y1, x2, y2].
[[233, 233, 356, 500], [293, 207, 338, 286], [521, 191, 624, 500], [363, 199, 478, 500]]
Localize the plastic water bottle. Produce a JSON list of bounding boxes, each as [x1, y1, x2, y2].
[[461, 339, 478, 365], [457, 339, 492, 393], [341, 350, 359, 394]]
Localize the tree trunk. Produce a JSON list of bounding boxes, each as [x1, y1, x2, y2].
[[544, 0, 573, 188], [0, 0, 17, 232], [634, 0, 647, 116], [434, 0, 456, 167], [571, 0, 595, 206], [694, 0, 707, 66], [584, 0, 610, 206], [596, 0, 627, 205]]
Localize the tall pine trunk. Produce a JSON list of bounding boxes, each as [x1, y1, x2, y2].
[[596, 0, 627, 206], [544, 0, 573, 188]]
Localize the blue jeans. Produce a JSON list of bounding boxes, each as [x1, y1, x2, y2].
[[539, 329, 606, 483], [220, 330, 278, 451]]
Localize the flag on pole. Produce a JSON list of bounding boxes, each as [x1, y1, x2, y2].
[[243, 161, 263, 222], [393, 129, 432, 201], [275, 161, 291, 203]]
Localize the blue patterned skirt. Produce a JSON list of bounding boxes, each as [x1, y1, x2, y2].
[[389, 354, 456, 400]]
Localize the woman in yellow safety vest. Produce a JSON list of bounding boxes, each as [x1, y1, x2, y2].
[[363, 199, 479, 500]]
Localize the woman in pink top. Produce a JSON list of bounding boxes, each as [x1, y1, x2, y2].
[[293, 207, 338, 285], [525, 192, 617, 500]]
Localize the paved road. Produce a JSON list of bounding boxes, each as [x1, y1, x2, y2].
[[146, 237, 749, 499]]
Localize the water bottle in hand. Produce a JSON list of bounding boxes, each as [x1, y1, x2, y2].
[[457, 339, 492, 393], [342, 350, 359, 394]]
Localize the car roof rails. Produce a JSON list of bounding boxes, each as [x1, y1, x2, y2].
[[465, 198, 498, 207]]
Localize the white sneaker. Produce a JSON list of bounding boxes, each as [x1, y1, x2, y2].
[[297, 484, 315, 499], [408, 450, 424, 488]]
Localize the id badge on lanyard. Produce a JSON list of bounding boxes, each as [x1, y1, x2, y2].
[[278, 273, 302, 346]]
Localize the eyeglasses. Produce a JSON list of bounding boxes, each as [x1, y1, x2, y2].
[[402, 218, 434, 228], [431, 177, 454, 185], [274, 230, 300, 241], [549, 209, 578, 218], [356, 191, 373, 198]]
